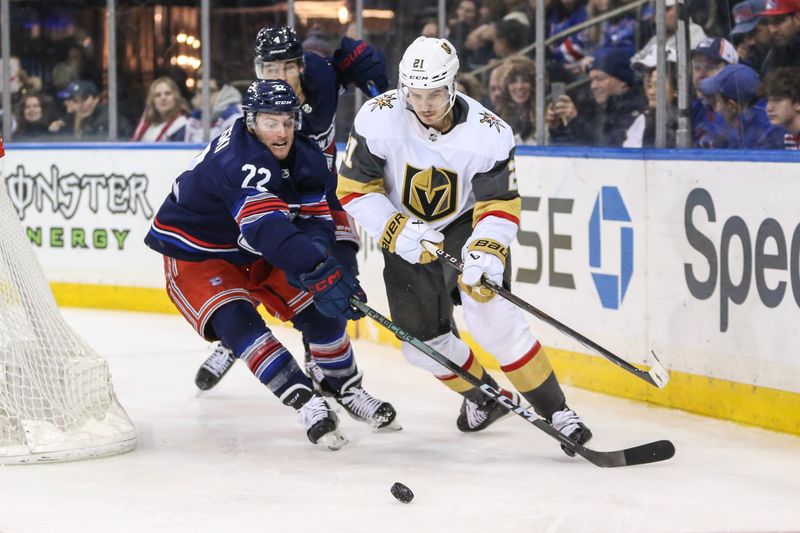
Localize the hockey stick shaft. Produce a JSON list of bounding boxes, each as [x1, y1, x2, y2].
[[350, 298, 675, 467], [422, 242, 668, 388]]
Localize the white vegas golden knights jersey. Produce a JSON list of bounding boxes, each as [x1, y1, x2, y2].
[[337, 89, 521, 239]]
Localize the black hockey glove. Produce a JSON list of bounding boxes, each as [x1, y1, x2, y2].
[[333, 37, 389, 96], [299, 256, 366, 320]]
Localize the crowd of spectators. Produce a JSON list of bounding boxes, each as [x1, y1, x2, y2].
[[448, 0, 800, 150], [3, 0, 800, 150]]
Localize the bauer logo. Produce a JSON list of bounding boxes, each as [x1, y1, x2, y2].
[[588, 186, 633, 310]]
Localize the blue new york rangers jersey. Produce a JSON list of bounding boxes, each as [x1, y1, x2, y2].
[[145, 117, 335, 279]]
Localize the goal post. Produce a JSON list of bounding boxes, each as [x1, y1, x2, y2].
[[0, 139, 136, 464]]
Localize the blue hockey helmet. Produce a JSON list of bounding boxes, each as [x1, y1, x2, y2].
[[242, 79, 301, 130], [254, 25, 304, 78]]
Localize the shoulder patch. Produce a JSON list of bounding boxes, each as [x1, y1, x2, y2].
[[478, 111, 505, 132], [369, 93, 397, 111]]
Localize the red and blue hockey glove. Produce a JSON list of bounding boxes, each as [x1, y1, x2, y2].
[[300, 256, 367, 320], [333, 37, 389, 96]]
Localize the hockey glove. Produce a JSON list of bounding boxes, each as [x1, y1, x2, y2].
[[458, 238, 508, 303], [380, 212, 444, 265], [333, 37, 389, 96], [300, 256, 367, 321]]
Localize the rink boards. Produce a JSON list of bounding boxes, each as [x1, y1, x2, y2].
[[3, 143, 799, 434]]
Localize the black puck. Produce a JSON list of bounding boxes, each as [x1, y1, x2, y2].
[[390, 482, 414, 503]]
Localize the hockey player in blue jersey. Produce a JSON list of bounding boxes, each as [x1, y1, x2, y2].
[[195, 25, 389, 393], [145, 80, 398, 448]]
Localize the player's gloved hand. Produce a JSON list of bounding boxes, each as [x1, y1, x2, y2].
[[458, 238, 508, 303], [333, 37, 389, 96], [300, 256, 367, 320], [380, 212, 444, 265], [333, 240, 359, 279]]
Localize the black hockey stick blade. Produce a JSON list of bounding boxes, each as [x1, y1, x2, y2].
[[577, 439, 676, 468], [421, 242, 669, 389], [351, 298, 675, 468]]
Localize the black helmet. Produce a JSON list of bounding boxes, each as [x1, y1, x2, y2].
[[242, 79, 301, 130], [254, 25, 304, 78]]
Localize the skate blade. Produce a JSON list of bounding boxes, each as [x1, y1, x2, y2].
[[374, 419, 403, 432], [317, 431, 349, 451]]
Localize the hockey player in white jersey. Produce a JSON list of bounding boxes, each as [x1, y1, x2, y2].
[[337, 36, 592, 455]]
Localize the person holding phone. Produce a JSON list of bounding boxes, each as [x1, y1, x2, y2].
[[547, 46, 647, 146]]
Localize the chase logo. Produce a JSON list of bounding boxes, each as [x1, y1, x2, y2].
[[589, 186, 633, 309]]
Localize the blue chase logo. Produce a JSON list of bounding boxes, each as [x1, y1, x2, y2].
[[588, 186, 633, 309]]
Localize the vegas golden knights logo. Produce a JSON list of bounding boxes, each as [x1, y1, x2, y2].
[[402, 164, 458, 221]]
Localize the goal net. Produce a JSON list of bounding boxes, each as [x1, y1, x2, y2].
[[0, 141, 136, 464]]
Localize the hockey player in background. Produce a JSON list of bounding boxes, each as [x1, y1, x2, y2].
[[145, 80, 397, 449], [194, 25, 389, 393], [337, 37, 592, 455]]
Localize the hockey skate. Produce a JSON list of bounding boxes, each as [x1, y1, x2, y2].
[[285, 386, 348, 450], [457, 374, 519, 432], [334, 372, 400, 430], [549, 406, 592, 457], [457, 389, 519, 432], [195, 342, 236, 391]]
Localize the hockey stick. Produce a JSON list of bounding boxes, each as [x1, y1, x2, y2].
[[421, 242, 669, 389], [351, 298, 675, 468]]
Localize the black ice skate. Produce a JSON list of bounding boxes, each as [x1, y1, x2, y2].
[[334, 372, 400, 430], [284, 385, 348, 450], [195, 342, 236, 391], [457, 374, 519, 432], [549, 406, 592, 457]]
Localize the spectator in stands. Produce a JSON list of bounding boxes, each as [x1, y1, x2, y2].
[[13, 92, 56, 141], [762, 66, 800, 149], [548, 0, 589, 68], [630, 0, 707, 68], [456, 72, 485, 102], [184, 76, 242, 143], [448, 0, 480, 64], [691, 37, 738, 146], [48, 96, 76, 137], [132, 77, 191, 142], [756, 0, 800, 74], [624, 49, 679, 148], [692, 37, 739, 89], [420, 18, 440, 38], [51, 45, 91, 94], [579, 0, 637, 67], [480, 64, 505, 112], [698, 63, 785, 149], [54, 80, 132, 141], [1, 56, 42, 105], [493, 14, 531, 59], [730, 0, 771, 73], [465, 11, 531, 68], [548, 46, 646, 146], [494, 56, 537, 144]]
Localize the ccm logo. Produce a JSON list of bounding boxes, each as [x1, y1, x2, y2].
[[310, 269, 342, 293]]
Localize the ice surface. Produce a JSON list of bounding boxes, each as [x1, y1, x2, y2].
[[0, 309, 798, 533]]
